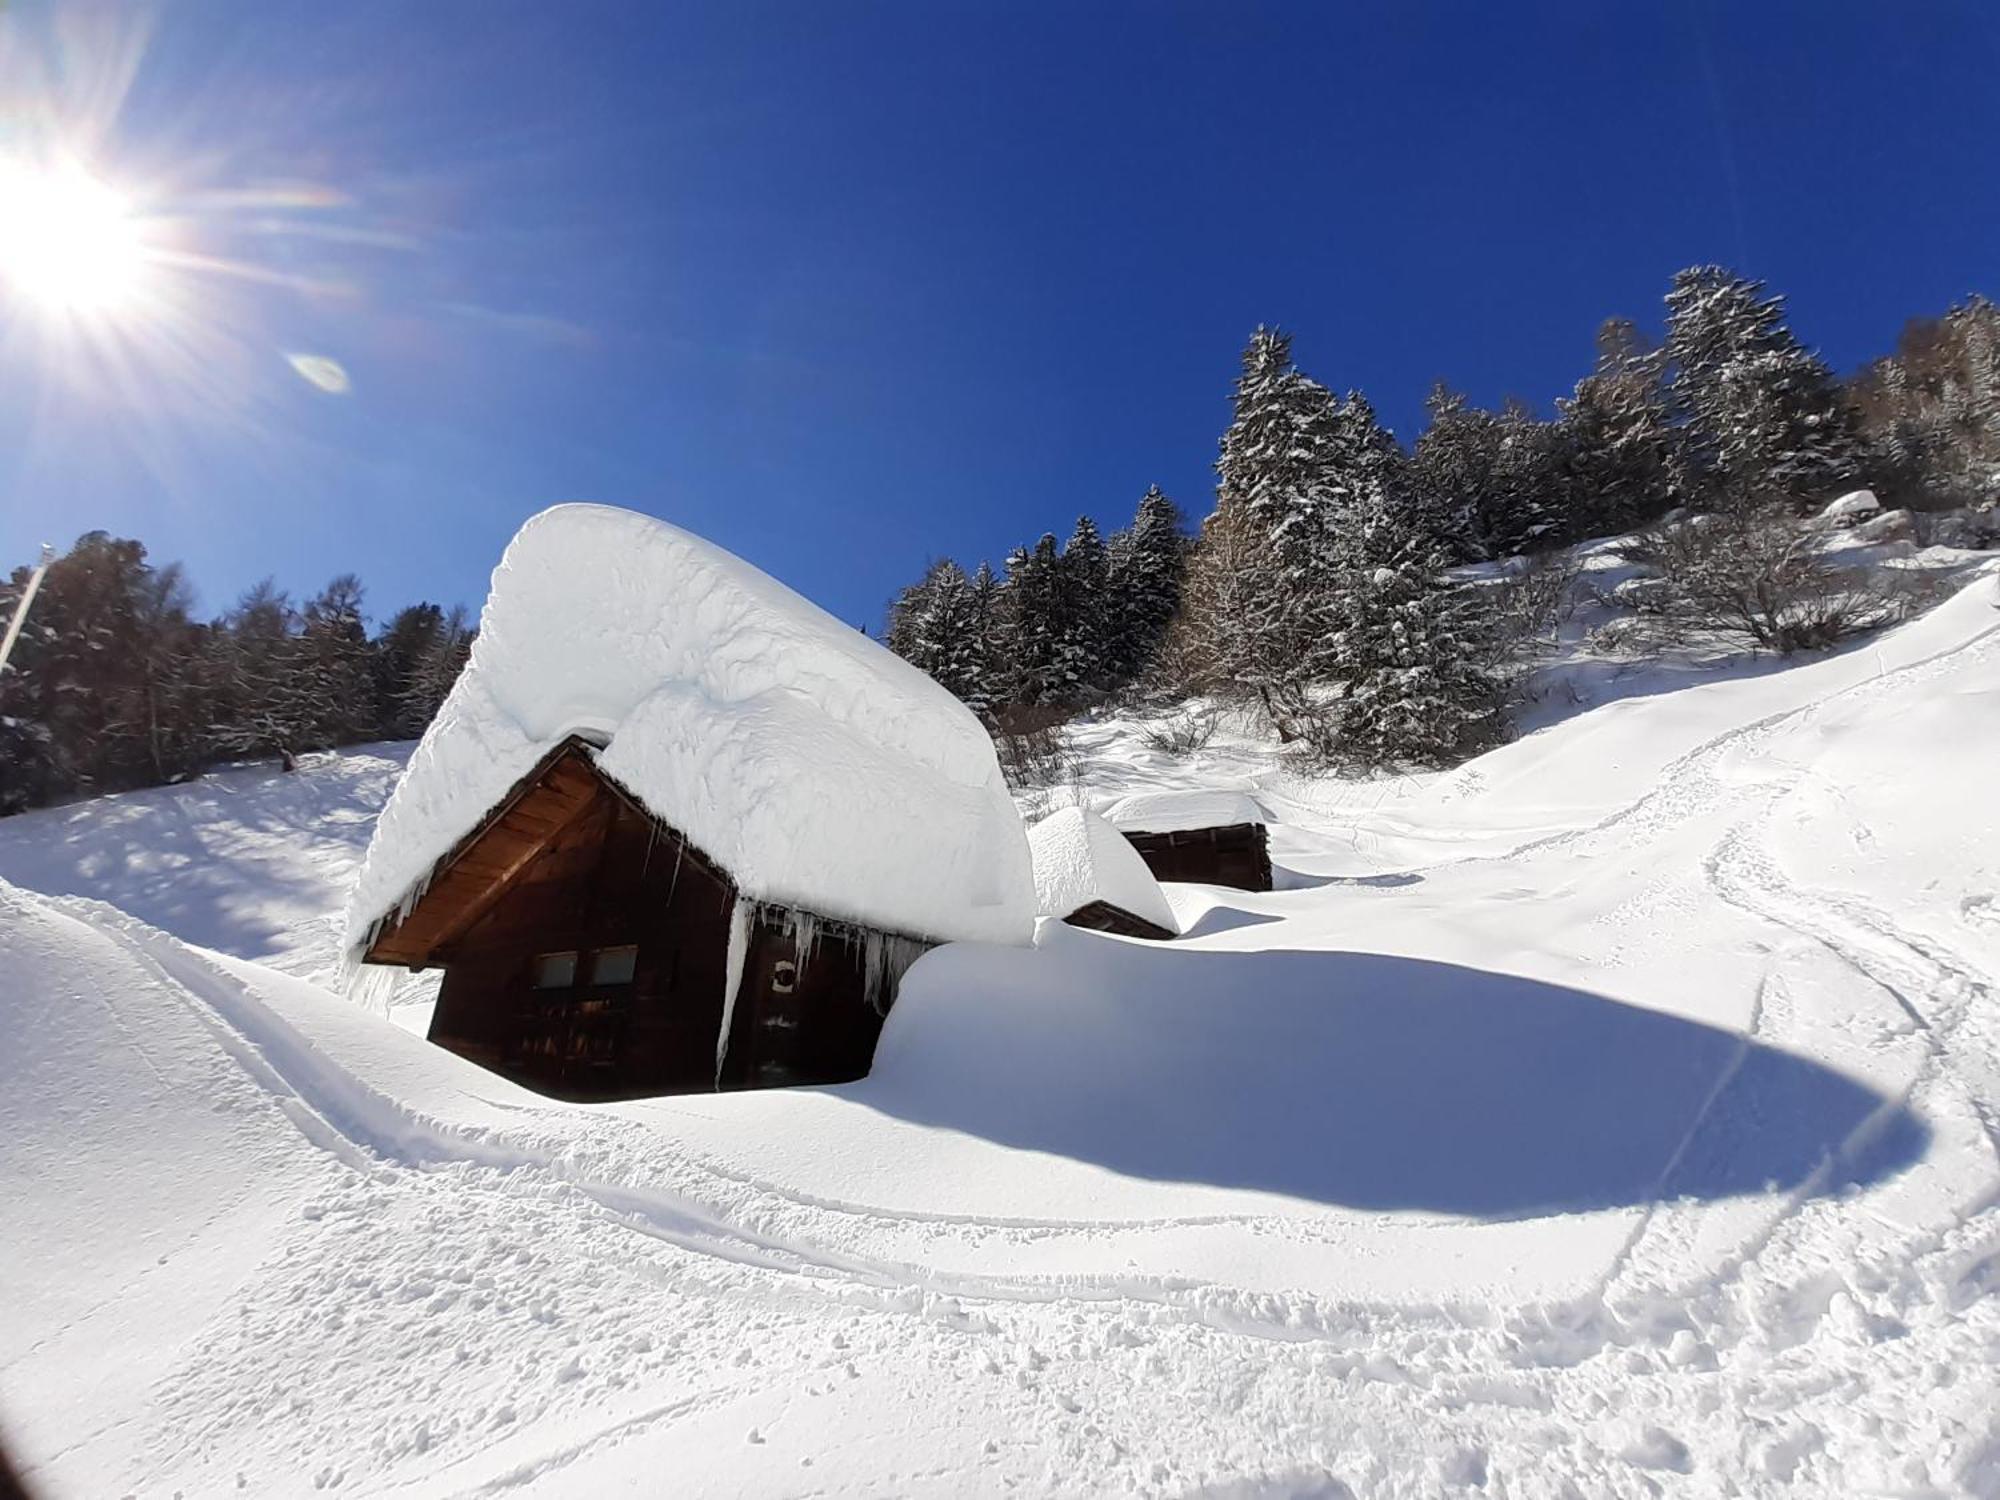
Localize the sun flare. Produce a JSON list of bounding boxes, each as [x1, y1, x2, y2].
[[0, 158, 149, 317]]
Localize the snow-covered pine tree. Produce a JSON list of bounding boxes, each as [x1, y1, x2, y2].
[[299, 574, 378, 750], [883, 571, 930, 662], [1329, 391, 1405, 525], [402, 603, 472, 731], [1664, 266, 1866, 514], [1214, 327, 1347, 710], [995, 535, 1066, 706], [374, 602, 449, 738], [962, 560, 1003, 715], [210, 579, 312, 767], [1484, 397, 1565, 556], [1554, 317, 1678, 538], [1848, 294, 2000, 510], [903, 559, 988, 706], [1405, 382, 1501, 560], [1057, 515, 1110, 697], [1323, 498, 1504, 769], [1105, 485, 1187, 683]]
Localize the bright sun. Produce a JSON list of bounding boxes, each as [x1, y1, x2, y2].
[[0, 158, 149, 317]]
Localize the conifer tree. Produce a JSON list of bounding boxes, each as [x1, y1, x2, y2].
[[1849, 294, 2000, 509], [997, 535, 1066, 706], [896, 559, 988, 706], [403, 603, 473, 733], [1554, 318, 1678, 537], [962, 560, 1003, 714], [300, 574, 378, 749], [1057, 515, 1110, 695], [1214, 327, 1347, 706], [1406, 382, 1501, 559], [374, 603, 449, 738], [1324, 500, 1504, 768], [1664, 266, 1865, 513], [1106, 485, 1187, 681]]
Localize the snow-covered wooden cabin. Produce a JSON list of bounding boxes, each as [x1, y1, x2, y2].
[[1027, 807, 1178, 941], [344, 505, 1035, 1100], [1100, 791, 1273, 893]]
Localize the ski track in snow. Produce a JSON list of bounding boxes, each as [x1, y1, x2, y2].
[[4, 576, 2000, 1496]]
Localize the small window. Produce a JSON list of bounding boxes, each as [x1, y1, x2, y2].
[[770, 959, 798, 995], [591, 945, 639, 986], [533, 951, 578, 989]]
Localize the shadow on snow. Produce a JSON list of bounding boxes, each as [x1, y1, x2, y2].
[[846, 936, 1927, 1218]]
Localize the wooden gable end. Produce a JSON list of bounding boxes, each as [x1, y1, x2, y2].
[[362, 738, 719, 969]]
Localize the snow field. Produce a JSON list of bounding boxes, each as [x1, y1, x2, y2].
[[0, 565, 1996, 1495]]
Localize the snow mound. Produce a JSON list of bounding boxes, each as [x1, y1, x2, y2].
[[1819, 488, 1882, 524], [1026, 807, 1178, 935], [1100, 788, 1265, 835], [343, 505, 1035, 952]]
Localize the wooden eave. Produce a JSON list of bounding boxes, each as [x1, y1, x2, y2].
[[361, 736, 730, 969], [1063, 899, 1176, 943]]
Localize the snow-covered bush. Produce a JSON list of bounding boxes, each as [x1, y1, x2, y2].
[[1617, 506, 1934, 654], [1139, 704, 1220, 756], [989, 702, 1079, 795]]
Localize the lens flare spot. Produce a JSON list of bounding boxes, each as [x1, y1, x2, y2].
[[286, 353, 350, 394]]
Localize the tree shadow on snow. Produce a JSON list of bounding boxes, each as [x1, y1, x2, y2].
[[848, 940, 1928, 1217]]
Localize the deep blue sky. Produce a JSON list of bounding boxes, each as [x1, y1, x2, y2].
[[3, 1, 1996, 630]]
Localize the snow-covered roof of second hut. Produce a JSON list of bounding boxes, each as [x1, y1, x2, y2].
[[1099, 789, 1266, 836], [344, 504, 1036, 952], [1027, 807, 1178, 936]]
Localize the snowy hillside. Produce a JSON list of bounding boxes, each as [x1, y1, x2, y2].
[[3, 568, 1999, 1497]]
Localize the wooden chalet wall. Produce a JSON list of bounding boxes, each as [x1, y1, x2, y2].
[[1120, 823, 1272, 893], [364, 740, 923, 1101]]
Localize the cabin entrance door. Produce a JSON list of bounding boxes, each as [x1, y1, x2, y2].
[[744, 964, 810, 1087]]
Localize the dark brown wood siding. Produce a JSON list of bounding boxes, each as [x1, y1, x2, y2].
[[1120, 823, 1272, 892]]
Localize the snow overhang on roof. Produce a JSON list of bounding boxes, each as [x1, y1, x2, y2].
[[343, 504, 1037, 956]]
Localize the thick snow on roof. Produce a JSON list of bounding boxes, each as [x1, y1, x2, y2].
[[1099, 788, 1265, 836], [1026, 807, 1178, 935], [345, 504, 1035, 951]]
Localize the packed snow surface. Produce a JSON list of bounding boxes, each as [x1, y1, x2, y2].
[[3, 565, 1999, 1497], [1099, 787, 1265, 834], [1025, 806, 1178, 935], [344, 504, 1035, 952]]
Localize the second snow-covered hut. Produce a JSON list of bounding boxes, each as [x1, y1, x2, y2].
[[1100, 790, 1273, 892], [1027, 807, 1178, 940], [344, 504, 1036, 1100]]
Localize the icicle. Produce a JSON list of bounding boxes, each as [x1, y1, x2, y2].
[[859, 930, 929, 1016], [714, 898, 753, 1088], [769, 903, 822, 965]]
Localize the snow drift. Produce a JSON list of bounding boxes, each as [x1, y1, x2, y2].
[[343, 505, 1036, 955]]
